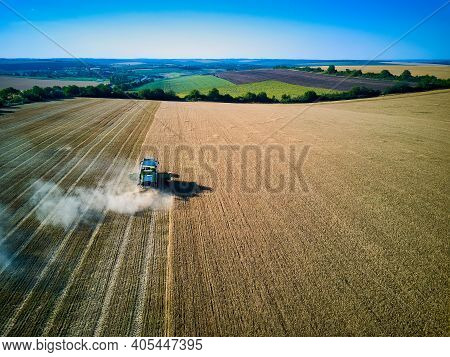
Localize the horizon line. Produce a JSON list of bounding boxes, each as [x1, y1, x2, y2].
[[0, 57, 449, 61]]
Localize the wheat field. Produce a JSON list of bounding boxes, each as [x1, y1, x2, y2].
[[317, 65, 450, 79], [0, 90, 448, 336]]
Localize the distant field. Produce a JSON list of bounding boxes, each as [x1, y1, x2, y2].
[[216, 69, 406, 91], [134, 75, 233, 92], [316, 65, 450, 79], [135, 71, 185, 79], [132, 68, 190, 79], [179, 80, 339, 99], [0, 76, 107, 90], [132, 68, 218, 79], [18, 76, 103, 82]]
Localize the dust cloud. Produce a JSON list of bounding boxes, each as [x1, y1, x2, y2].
[[30, 179, 173, 229]]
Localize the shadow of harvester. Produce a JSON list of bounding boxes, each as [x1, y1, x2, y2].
[[168, 180, 212, 200], [130, 171, 212, 201], [161, 173, 212, 200]]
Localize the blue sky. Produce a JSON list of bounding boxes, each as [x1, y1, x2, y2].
[[0, 0, 449, 59]]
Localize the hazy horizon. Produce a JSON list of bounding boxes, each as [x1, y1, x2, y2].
[[1, 58, 449, 61]]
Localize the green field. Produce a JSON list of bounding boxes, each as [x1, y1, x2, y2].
[[179, 80, 340, 99], [134, 75, 234, 92], [135, 74, 339, 99]]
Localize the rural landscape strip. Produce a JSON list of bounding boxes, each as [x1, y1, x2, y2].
[[0, 99, 123, 169], [0, 100, 120, 164], [94, 113, 156, 336], [1, 66, 449, 108], [93, 216, 136, 336], [1, 105, 136, 334], [0, 97, 96, 129]]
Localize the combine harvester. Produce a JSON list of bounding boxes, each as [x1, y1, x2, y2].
[[139, 158, 174, 188]]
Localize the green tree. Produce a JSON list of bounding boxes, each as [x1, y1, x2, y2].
[[379, 69, 393, 79], [63, 85, 81, 97], [22, 86, 46, 101], [383, 83, 414, 94], [222, 94, 235, 102], [349, 86, 381, 98], [302, 90, 318, 102], [185, 89, 203, 101], [51, 87, 65, 99], [280, 94, 292, 103], [326, 65, 337, 74], [96, 83, 112, 97], [0, 87, 20, 100], [242, 92, 257, 102], [82, 86, 99, 97], [399, 70, 413, 81], [256, 92, 270, 103], [165, 90, 178, 100], [207, 88, 221, 101]]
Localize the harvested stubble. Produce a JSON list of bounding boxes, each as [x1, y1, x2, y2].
[[151, 90, 449, 336]]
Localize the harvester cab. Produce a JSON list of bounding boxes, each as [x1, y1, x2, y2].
[[139, 158, 159, 187], [139, 158, 174, 188]]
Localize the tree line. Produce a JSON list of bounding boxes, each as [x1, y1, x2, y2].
[[293, 65, 450, 89], [1, 73, 449, 109]]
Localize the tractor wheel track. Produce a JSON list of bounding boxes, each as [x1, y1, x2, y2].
[[0, 101, 129, 211], [0, 101, 139, 251], [40, 106, 154, 335], [0, 100, 148, 333], [42, 103, 159, 336], [0, 98, 98, 132], [0, 99, 105, 157], [0, 100, 124, 181]]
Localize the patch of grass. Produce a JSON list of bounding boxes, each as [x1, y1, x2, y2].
[[179, 80, 340, 99], [134, 75, 234, 93]]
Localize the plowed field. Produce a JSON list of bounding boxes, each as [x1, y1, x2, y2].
[[216, 69, 412, 91]]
